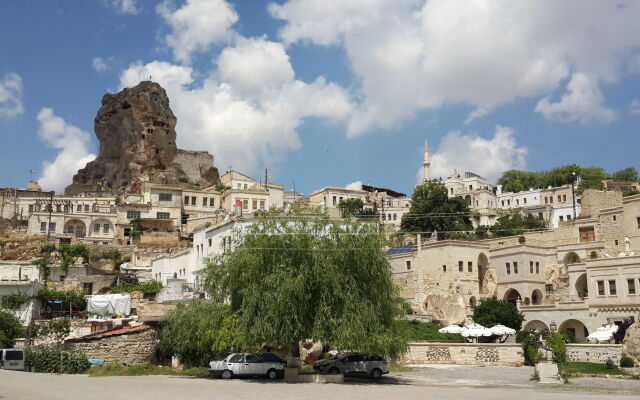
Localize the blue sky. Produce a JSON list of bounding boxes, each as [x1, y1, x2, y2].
[[1, 0, 639, 195]]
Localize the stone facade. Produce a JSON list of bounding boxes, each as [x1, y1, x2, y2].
[[64, 326, 158, 364], [566, 344, 622, 364], [399, 342, 524, 366]]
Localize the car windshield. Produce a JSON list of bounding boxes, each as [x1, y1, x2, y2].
[[226, 354, 243, 363]]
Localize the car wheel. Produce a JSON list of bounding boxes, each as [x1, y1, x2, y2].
[[267, 369, 279, 380], [221, 370, 233, 379], [371, 368, 382, 379], [328, 367, 339, 374]]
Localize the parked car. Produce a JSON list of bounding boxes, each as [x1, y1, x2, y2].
[[313, 353, 389, 379], [209, 353, 285, 379], [0, 348, 25, 371]]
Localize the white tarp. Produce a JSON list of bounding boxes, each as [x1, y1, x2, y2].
[[85, 294, 131, 316]]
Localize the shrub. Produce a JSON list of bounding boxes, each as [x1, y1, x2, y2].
[[590, 251, 598, 259], [110, 281, 163, 295], [0, 310, 23, 348], [523, 297, 530, 305], [37, 287, 87, 310], [472, 297, 524, 331], [518, 330, 542, 365], [546, 332, 567, 369], [1, 293, 31, 310], [25, 346, 90, 374], [605, 358, 615, 370], [518, 236, 526, 244], [620, 356, 635, 368], [395, 320, 467, 343]]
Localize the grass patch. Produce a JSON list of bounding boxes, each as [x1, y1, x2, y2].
[[389, 364, 417, 373], [565, 362, 628, 376], [88, 363, 208, 378]]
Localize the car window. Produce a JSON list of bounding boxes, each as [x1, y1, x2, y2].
[[259, 353, 280, 363], [245, 354, 260, 363], [368, 355, 383, 361], [5, 350, 23, 361], [228, 354, 243, 363]]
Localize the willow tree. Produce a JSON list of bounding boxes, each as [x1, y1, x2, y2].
[[203, 215, 407, 358]]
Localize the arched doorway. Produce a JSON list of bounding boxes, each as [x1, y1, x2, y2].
[[523, 320, 548, 332], [477, 253, 488, 293], [503, 288, 521, 305], [559, 319, 589, 342], [464, 195, 472, 206], [469, 296, 477, 309], [64, 219, 86, 238], [575, 273, 587, 299], [563, 252, 581, 265], [531, 289, 543, 305]]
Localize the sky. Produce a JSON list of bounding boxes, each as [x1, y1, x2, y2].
[[1, 0, 639, 196]]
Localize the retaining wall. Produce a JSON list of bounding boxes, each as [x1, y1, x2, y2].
[[399, 342, 524, 366], [566, 344, 622, 364]]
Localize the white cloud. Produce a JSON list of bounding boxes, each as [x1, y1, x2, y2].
[[37, 108, 96, 193], [426, 126, 527, 183], [107, 0, 139, 14], [630, 99, 640, 116], [0, 72, 24, 119], [119, 37, 353, 177], [157, 0, 238, 65], [345, 181, 363, 190], [92, 57, 113, 73], [535, 73, 616, 125], [270, 0, 640, 135]]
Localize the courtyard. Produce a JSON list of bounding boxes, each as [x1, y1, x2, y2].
[[2, 366, 639, 400]]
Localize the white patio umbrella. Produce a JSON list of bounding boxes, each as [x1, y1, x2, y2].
[[438, 325, 466, 334], [461, 323, 493, 338], [489, 324, 516, 336], [587, 329, 614, 342]]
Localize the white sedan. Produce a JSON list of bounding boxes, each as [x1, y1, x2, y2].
[[209, 353, 285, 380]]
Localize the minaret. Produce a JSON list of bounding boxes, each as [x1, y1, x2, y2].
[[422, 140, 430, 182]]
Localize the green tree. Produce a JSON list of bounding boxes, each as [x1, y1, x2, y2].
[[0, 310, 23, 348], [497, 170, 542, 193], [203, 215, 407, 358], [577, 167, 607, 193], [546, 331, 567, 369], [487, 213, 548, 238], [160, 301, 243, 366], [337, 198, 379, 219], [539, 164, 581, 188], [472, 298, 524, 331], [610, 167, 638, 182], [400, 180, 473, 234]]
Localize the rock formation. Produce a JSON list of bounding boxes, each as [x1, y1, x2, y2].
[[622, 322, 640, 367], [65, 81, 219, 195], [422, 288, 467, 325]]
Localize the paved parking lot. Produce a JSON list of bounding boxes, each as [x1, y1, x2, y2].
[[1, 367, 638, 400]]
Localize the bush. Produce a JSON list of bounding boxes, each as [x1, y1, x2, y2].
[[605, 358, 615, 370], [395, 320, 466, 343], [25, 346, 90, 374], [1, 293, 31, 310], [472, 297, 524, 331], [37, 287, 87, 310], [110, 281, 163, 295], [518, 330, 542, 365], [546, 332, 567, 368], [620, 356, 635, 368], [0, 310, 23, 348]]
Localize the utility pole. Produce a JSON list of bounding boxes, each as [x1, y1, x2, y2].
[[291, 181, 296, 201], [264, 169, 268, 190], [571, 172, 577, 220], [47, 191, 54, 238]]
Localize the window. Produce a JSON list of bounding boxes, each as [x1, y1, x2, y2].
[[242, 199, 248, 210], [252, 200, 257, 210], [406, 260, 411, 270], [442, 265, 447, 272], [516, 199, 519, 205], [184, 196, 189, 204], [557, 195, 561, 202], [260, 200, 265, 210], [538, 212, 543, 218], [243, 184, 248, 190], [94, 224, 100, 233], [209, 198, 215, 207], [458, 261, 463, 272], [237, 183, 242, 189], [66, 225, 75, 234], [545, 284, 553, 294], [468, 261, 472, 272], [469, 185, 472, 190], [40, 222, 46, 232], [77, 204, 82, 212], [628, 279, 636, 295], [157, 212, 170, 219], [84, 204, 89, 212], [567, 215, 571, 220], [56, 205, 61, 212], [506, 262, 511, 275], [103, 224, 109, 233], [381, 214, 386, 220], [535, 262, 540, 274], [49, 222, 56, 232], [545, 197, 548, 204], [579, 226, 596, 242], [332, 196, 337, 206], [159, 193, 172, 201], [191, 197, 196, 206], [513, 261, 518, 274], [530, 261, 534, 274], [203, 197, 208, 206], [127, 210, 141, 219], [393, 213, 397, 221], [613, 215, 617, 222], [208, 238, 212, 247], [29, 204, 34, 213], [563, 194, 567, 202], [559, 216, 564, 222], [597, 280, 605, 296], [615, 240, 619, 246], [609, 280, 617, 295], [550, 196, 553, 203]]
